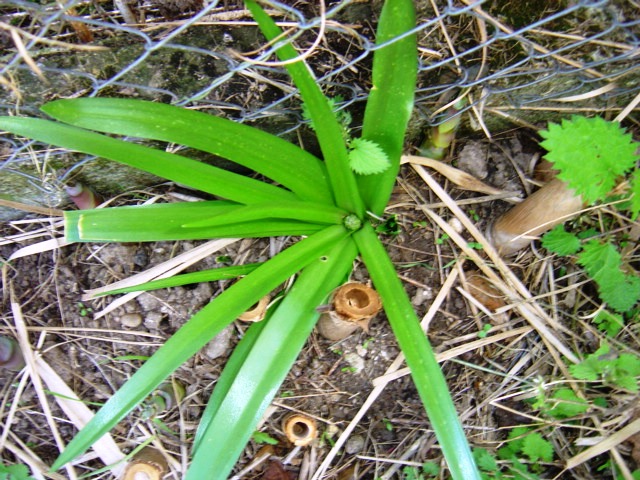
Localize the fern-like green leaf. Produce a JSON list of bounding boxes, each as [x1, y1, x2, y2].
[[539, 116, 639, 204], [348, 138, 390, 175]]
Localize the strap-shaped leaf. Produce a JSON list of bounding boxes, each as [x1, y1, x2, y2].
[[42, 98, 333, 204], [244, 0, 364, 216], [182, 201, 347, 228], [191, 317, 267, 454], [354, 223, 480, 480], [358, 0, 417, 215], [0, 117, 295, 205], [97, 263, 262, 296], [51, 224, 351, 472], [64, 201, 324, 242], [189, 238, 357, 478]]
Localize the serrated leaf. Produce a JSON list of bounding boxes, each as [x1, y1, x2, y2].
[[599, 275, 640, 312], [578, 240, 640, 312], [547, 388, 589, 419], [539, 116, 639, 204], [348, 138, 390, 175], [570, 344, 620, 383], [570, 360, 601, 381], [612, 375, 638, 392], [592, 310, 624, 337], [617, 354, 640, 376], [541, 225, 581, 255], [505, 426, 531, 454], [521, 433, 554, 463], [473, 448, 498, 472]]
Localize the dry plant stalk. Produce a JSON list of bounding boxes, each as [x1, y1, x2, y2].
[[238, 295, 271, 322], [123, 447, 168, 480], [282, 413, 318, 447], [486, 178, 583, 255], [316, 283, 382, 341]]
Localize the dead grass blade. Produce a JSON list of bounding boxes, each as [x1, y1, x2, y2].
[[9, 283, 127, 477], [563, 416, 640, 476], [85, 238, 239, 318], [410, 163, 579, 364], [3, 437, 66, 480], [10, 283, 78, 479], [34, 358, 127, 476], [8, 237, 70, 261], [0, 198, 64, 217], [402, 155, 518, 197]]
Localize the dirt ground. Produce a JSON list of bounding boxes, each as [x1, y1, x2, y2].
[[2, 126, 639, 480]]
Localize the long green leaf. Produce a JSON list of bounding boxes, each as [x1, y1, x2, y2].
[[51, 224, 350, 472], [0, 117, 295, 205], [189, 238, 358, 478], [358, 0, 417, 215], [41, 98, 333, 204], [97, 263, 261, 296], [353, 223, 480, 480], [244, 0, 364, 216], [182, 201, 347, 228], [191, 317, 268, 453], [64, 202, 324, 242]]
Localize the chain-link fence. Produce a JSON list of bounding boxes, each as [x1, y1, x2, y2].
[[1, 0, 639, 216]]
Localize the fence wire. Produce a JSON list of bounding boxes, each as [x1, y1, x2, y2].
[[0, 0, 639, 212]]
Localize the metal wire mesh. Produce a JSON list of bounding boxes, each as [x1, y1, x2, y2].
[[1, 0, 639, 213]]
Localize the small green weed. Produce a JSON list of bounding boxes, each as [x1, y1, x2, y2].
[[303, 95, 390, 175], [474, 427, 554, 479], [570, 343, 640, 392], [252, 430, 279, 445], [0, 463, 35, 480], [402, 461, 440, 479], [540, 115, 640, 323]]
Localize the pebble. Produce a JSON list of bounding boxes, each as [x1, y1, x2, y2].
[[120, 313, 143, 328], [345, 435, 365, 454], [203, 324, 234, 360]]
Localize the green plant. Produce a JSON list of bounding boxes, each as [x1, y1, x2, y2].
[[570, 343, 640, 392], [489, 115, 640, 259], [537, 116, 640, 316], [473, 427, 554, 479], [0, 463, 35, 480], [252, 431, 279, 445], [0, 1, 480, 478], [543, 227, 640, 314], [402, 461, 440, 480]]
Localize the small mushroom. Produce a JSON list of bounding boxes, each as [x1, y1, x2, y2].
[[282, 413, 317, 447], [316, 283, 382, 341], [486, 178, 583, 256], [238, 295, 271, 322], [0, 336, 25, 371], [123, 447, 168, 480]]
